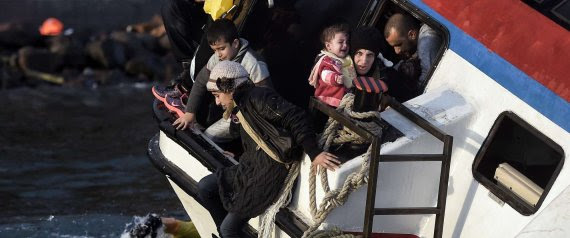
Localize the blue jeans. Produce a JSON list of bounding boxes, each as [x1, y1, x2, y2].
[[198, 174, 249, 238]]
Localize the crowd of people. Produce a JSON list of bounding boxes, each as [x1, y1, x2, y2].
[[143, 0, 442, 237]]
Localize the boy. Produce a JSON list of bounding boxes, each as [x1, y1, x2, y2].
[[156, 18, 271, 142], [308, 22, 356, 108]]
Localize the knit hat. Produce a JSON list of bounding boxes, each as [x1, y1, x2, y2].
[[351, 26, 383, 56], [207, 60, 250, 92]]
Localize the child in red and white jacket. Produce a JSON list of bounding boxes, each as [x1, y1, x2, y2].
[[308, 22, 356, 108]]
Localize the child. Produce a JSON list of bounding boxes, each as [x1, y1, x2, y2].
[[308, 22, 356, 108], [157, 18, 271, 143]]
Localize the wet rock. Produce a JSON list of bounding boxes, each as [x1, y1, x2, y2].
[[85, 38, 128, 68], [110, 31, 163, 57], [66, 68, 135, 88], [126, 15, 165, 37], [0, 64, 25, 89], [0, 22, 41, 49], [99, 69, 132, 86], [46, 35, 87, 68], [18, 46, 64, 73], [124, 54, 165, 81], [136, 33, 162, 55]]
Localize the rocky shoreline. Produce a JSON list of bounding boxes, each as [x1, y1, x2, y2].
[[1, 15, 181, 90]]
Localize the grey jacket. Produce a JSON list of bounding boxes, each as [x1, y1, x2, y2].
[[417, 24, 442, 85], [185, 38, 271, 113]]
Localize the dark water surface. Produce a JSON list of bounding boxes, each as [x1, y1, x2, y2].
[[0, 84, 187, 237]]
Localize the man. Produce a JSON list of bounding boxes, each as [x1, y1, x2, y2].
[[160, 0, 209, 92], [384, 13, 442, 90], [199, 60, 339, 237]]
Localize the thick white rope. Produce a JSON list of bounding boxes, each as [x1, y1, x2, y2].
[[304, 93, 383, 237], [258, 161, 300, 238]]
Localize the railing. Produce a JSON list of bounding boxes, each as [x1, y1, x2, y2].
[[309, 96, 453, 238]]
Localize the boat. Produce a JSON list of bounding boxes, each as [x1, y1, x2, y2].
[[147, 0, 570, 237]]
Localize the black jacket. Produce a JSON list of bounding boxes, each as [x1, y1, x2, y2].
[[216, 84, 321, 218]]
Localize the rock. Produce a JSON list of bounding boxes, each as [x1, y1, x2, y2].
[[0, 22, 41, 49], [46, 35, 87, 68], [110, 31, 163, 56], [124, 54, 165, 81], [136, 33, 162, 55], [18, 46, 64, 73], [97, 69, 131, 86], [85, 38, 128, 68], [126, 15, 165, 37], [0, 64, 25, 89]]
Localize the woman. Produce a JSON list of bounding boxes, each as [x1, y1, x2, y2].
[[350, 26, 389, 111], [351, 26, 415, 103], [198, 60, 340, 237]]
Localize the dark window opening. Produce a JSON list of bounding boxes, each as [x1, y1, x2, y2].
[[523, 0, 570, 30], [238, 0, 371, 108], [366, 0, 448, 102], [472, 111, 564, 215]]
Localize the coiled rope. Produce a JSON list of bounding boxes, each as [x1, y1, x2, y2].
[[304, 93, 382, 238]]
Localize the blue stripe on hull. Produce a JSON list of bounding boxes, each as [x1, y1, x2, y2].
[[409, 0, 570, 132]]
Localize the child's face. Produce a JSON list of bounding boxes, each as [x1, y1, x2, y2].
[[210, 38, 240, 61], [325, 32, 349, 58]]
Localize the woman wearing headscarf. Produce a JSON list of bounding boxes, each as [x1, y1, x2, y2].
[[198, 60, 339, 237]]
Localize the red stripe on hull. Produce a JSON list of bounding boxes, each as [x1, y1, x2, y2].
[[424, 0, 570, 102]]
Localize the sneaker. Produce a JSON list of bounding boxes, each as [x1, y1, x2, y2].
[[152, 61, 192, 102], [164, 95, 186, 118], [152, 84, 187, 103]]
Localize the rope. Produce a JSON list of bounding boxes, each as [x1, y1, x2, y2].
[[304, 93, 382, 238], [258, 161, 300, 238]]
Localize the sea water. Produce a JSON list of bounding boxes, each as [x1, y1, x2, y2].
[[0, 84, 187, 237]]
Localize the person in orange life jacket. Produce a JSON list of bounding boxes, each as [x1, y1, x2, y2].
[[198, 61, 339, 237], [351, 26, 389, 97], [170, 19, 271, 143], [308, 22, 356, 108]]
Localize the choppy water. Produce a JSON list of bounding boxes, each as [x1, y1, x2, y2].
[[0, 84, 188, 237]]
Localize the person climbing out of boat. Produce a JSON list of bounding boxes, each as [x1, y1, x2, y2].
[[350, 26, 389, 108], [164, 18, 271, 143], [384, 13, 442, 97], [199, 60, 340, 237]]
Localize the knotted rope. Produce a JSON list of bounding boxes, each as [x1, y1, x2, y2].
[[304, 93, 382, 238]]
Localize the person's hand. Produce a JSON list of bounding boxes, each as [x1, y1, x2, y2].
[[222, 151, 235, 158], [173, 112, 195, 130], [312, 152, 341, 171]]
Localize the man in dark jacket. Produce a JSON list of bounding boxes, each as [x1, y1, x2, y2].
[[198, 60, 340, 237]]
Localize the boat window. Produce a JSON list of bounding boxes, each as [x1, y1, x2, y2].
[[472, 111, 564, 215], [523, 0, 570, 30], [364, 0, 448, 102]]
